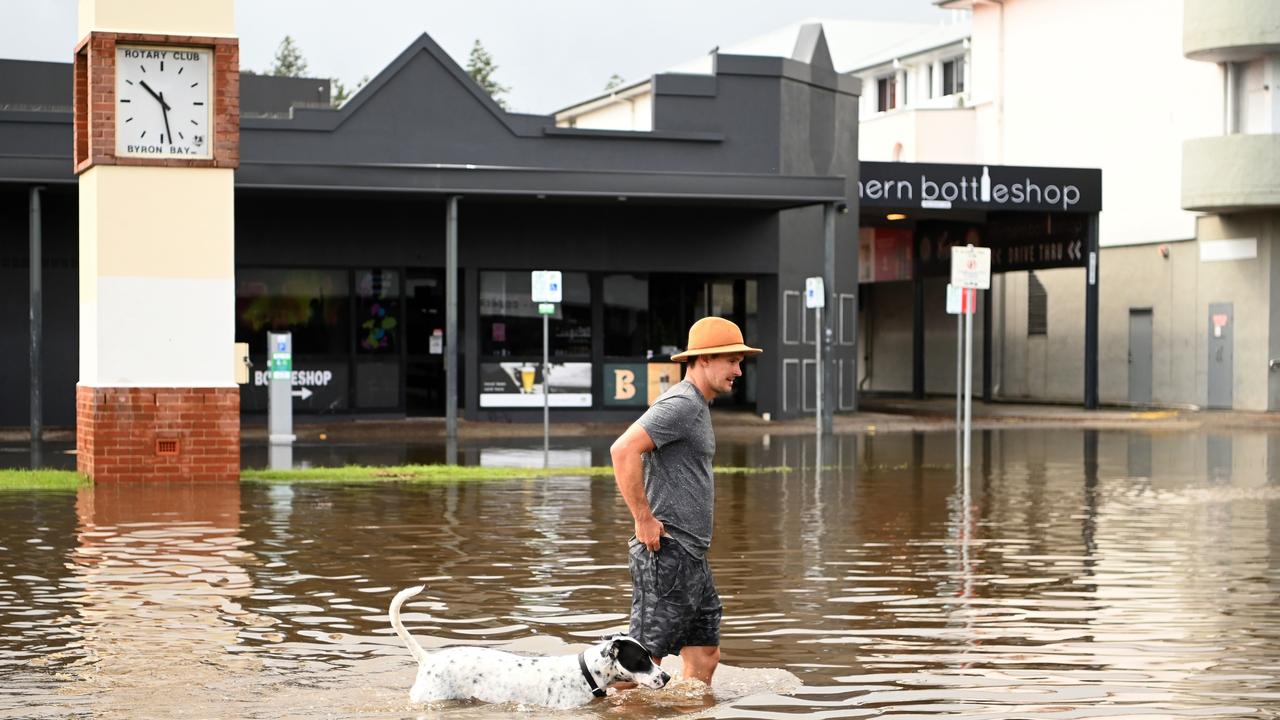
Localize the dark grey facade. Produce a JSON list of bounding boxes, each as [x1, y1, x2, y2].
[[0, 30, 861, 426]]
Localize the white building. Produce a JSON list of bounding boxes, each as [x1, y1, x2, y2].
[[557, 1, 1280, 411]]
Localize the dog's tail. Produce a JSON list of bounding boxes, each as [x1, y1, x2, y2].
[[389, 584, 430, 666]]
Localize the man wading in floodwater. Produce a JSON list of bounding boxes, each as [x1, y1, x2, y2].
[[610, 317, 762, 688]]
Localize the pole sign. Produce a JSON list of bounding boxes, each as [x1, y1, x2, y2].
[[945, 283, 976, 315], [537, 303, 556, 316], [805, 276, 825, 308], [951, 245, 991, 290], [531, 271, 562, 303]]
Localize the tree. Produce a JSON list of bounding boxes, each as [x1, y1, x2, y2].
[[269, 36, 309, 77], [465, 39, 510, 110], [604, 74, 625, 92], [332, 75, 370, 108]]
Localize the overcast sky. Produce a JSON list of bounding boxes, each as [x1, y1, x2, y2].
[[2, 1, 951, 113]]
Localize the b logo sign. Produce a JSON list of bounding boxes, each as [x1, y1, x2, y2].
[[614, 369, 636, 400]]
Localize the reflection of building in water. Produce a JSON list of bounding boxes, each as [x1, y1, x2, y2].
[[69, 483, 256, 714]]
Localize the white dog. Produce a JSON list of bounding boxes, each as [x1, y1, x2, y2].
[[389, 585, 670, 708]]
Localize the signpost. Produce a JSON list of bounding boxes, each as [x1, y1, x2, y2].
[[805, 276, 825, 434], [267, 331, 294, 470], [950, 246, 990, 473], [532, 271, 562, 467]]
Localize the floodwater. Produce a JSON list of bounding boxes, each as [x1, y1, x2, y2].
[[3, 429, 1280, 719]]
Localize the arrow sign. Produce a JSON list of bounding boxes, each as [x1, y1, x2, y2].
[[291, 387, 313, 400], [1067, 239, 1082, 261]]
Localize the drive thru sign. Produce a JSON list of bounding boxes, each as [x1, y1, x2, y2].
[[951, 245, 992, 290]]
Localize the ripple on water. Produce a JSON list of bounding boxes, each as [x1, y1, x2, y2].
[[3, 429, 1280, 718]]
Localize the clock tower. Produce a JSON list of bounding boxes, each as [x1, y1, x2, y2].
[[74, 0, 240, 482]]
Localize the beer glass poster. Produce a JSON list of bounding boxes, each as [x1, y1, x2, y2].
[[479, 362, 592, 407]]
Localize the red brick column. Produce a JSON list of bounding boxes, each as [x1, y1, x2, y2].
[[76, 387, 239, 482]]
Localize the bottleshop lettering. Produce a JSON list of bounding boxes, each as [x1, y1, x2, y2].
[[859, 166, 1081, 210]]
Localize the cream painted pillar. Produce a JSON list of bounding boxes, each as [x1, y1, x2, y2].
[[76, 0, 240, 482]]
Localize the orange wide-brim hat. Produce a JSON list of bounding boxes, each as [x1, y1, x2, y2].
[[670, 316, 763, 362]]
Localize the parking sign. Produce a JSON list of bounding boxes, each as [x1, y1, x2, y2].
[[531, 270, 562, 303]]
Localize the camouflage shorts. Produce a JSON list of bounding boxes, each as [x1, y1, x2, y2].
[[627, 535, 722, 658]]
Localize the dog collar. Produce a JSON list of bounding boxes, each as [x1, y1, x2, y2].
[[578, 652, 607, 698]]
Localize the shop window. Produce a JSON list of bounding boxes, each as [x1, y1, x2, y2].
[[236, 268, 349, 356], [604, 273, 649, 357], [876, 76, 897, 112], [480, 270, 591, 356], [1028, 272, 1047, 336], [356, 269, 401, 354]]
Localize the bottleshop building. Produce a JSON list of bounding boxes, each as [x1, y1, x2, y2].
[[0, 29, 863, 425]]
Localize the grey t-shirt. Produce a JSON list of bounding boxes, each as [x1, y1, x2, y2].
[[636, 379, 715, 558]]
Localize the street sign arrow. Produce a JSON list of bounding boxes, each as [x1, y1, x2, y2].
[[291, 387, 313, 400]]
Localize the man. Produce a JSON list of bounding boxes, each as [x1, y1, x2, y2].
[[610, 316, 762, 687]]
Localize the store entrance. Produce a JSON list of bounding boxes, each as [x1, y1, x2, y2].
[[650, 275, 758, 407], [405, 269, 462, 416]]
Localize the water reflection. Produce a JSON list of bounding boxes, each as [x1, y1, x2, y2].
[[0, 429, 1278, 719]]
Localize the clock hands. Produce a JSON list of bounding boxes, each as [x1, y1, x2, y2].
[[138, 80, 174, 145], [159, 91, 173, 147], [137, 79, 172, 111]]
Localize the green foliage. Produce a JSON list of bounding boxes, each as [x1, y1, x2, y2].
[[0, 470, 86, 491], [604, 73, 625, 92], [332, 74, 370, 107], [269, 35, 309, 77], [465, 39, 510, 110]]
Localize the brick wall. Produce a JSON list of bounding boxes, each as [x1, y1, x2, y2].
[[73, 31, 239, 173], [76, 386, 239, 482]]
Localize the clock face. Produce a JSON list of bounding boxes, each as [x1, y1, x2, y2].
[[115, 45, 212, 159]]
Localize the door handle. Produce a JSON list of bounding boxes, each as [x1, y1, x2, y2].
[[1270, 359, 1280, 372]]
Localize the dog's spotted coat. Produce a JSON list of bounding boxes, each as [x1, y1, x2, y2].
[[389, 585, 669, 708]]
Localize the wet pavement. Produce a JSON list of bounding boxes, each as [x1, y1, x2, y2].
[[3, 428, 1280, 718]]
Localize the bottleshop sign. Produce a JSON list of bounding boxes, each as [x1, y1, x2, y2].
[[859, 161, 1102, 214]]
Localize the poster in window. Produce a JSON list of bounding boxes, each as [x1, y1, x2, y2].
[[480, 362, 593, 408], [603, 362, 683, 407]]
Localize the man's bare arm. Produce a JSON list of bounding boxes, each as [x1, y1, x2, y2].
[[610, 422, 663, 551]]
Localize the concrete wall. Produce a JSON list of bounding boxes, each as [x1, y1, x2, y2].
[[992, 212, 1280, 410], [968, 0, 1220, 247], [859, 107, 978, 163]]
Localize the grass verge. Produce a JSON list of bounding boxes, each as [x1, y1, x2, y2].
[[240, 464, 790, 483], [0, 470, 87, 491], [0, 465, 791, 488]]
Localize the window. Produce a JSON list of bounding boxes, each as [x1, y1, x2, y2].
[[876, 75, 897, 112], [236, 268, 349, 356], [604, 273, 648, 357], [942, 56, 966, 96], [1028, 272, 1047, 336], [480, 270, 591, 356], [355, 269, 401, 354]]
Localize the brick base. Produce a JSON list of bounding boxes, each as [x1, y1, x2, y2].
[[76, 386, 240, 482]]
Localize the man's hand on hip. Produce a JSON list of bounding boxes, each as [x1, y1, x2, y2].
[[636, 517, 665, 552]]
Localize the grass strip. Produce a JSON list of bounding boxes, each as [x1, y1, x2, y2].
[[0, 464, 791, 489], [0, 470, 87, 491], [240, 464, 790, 484]]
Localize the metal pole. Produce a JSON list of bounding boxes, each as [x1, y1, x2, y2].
[[822, 202, 836, 434], [955, 300, 962, 442], [29, 186, 43, 463], [543, 312, 550, 468], [815, 305, 822, 435], [1084, 213, 1100, 410], [446, 196, 459, 440], [963, 290, 974, 469]]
